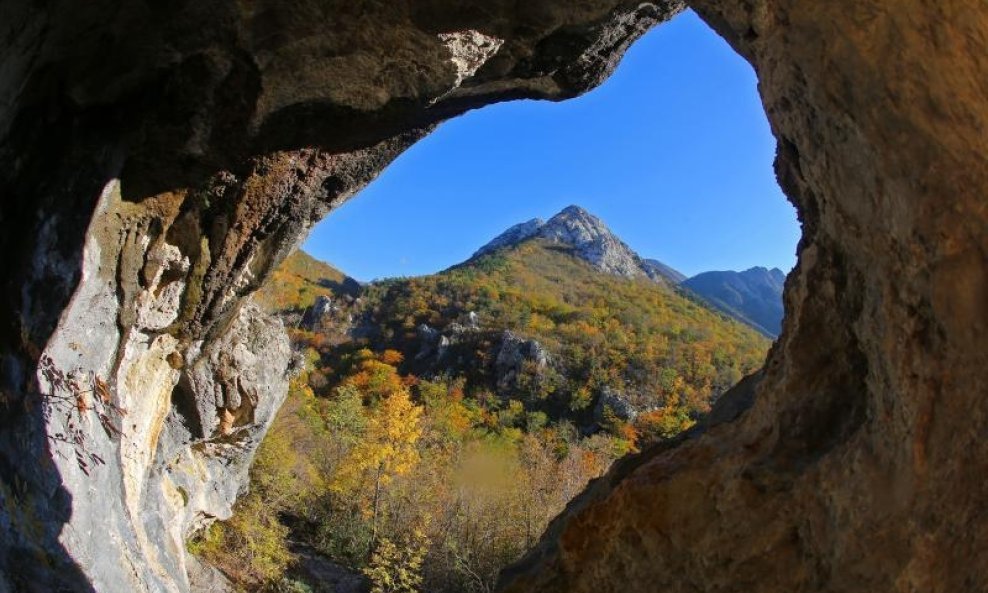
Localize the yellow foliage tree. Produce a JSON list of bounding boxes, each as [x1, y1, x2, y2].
[[346, 356, 407, 402], [334, 386, 424, 542]]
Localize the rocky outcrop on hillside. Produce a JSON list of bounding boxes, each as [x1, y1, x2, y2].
[[593, 386, 643, 423], [494, 331, 553, 395], [415, 323, 447, 361], [288, 544, 367, 593], [414, 316, 482, 364], [1, 1, 986, 592], [473, 205, 680, 283], [412, 320, 556, 399], [299, 295, 362, 341]]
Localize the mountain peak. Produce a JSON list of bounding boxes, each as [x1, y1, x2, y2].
[[554, 204, 594, 218], [541, 205, 620, 243], [472, 205, 683, 284], [542, 205, 616, 242]]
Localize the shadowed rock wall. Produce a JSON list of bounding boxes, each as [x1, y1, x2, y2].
[[0, 1, 985, 592], [0, 2, 683, 591], [500, 2, 988, 591]]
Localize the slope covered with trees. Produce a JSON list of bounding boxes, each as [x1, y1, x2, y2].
[[192, 225, 770, 592], [255, 249, 360, 314], [362, 239, 768, 434]]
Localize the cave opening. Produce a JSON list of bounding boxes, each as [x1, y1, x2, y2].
[[213, 9, 802, 593], [305, 9, 799, 285], [1, 0, 978, 590]]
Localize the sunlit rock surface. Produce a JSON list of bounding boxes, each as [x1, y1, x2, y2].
[[0, 2, 683, 591], [473, 205, 681, 283], [0, 0, 985, 592], [499, 1, 988, 592]]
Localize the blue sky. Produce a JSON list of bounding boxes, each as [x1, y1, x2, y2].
[[304, 9, 800, 282]]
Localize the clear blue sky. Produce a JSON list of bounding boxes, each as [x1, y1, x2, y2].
[[304, 9, 800, 282]]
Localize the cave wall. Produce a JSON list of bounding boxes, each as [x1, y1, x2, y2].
[[0, 2, 683, 591], [0, 0, 985, 592], [500, 1, 988, 591]]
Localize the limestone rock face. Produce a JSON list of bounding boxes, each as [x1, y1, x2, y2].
[[474, 218, 548, 257], [498, 2, 988, 592], [0, 1, 985, 593], [0, 2, 683, 591], [186, 552, 235, 593], [474, 205, 677, 282], [593, 386, 647, 423], [494, 331, 553, 395], [537, 206, 645, 278]]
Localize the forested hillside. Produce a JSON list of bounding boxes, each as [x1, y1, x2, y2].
[[255, 249, 359, 313], [193, 219, 770, 592], [362, 239, 768, 433]]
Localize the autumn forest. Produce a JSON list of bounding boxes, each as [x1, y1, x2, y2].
[[191, 236, 770, 593]]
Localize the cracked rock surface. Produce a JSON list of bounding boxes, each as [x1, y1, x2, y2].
[[0, 2, 683, 591]]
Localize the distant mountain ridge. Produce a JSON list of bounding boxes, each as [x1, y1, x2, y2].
[[266, 206, 786, 340], [472, 205, 785, 338], [472, 205, 685, 285], [682, 267, 786, 338]]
